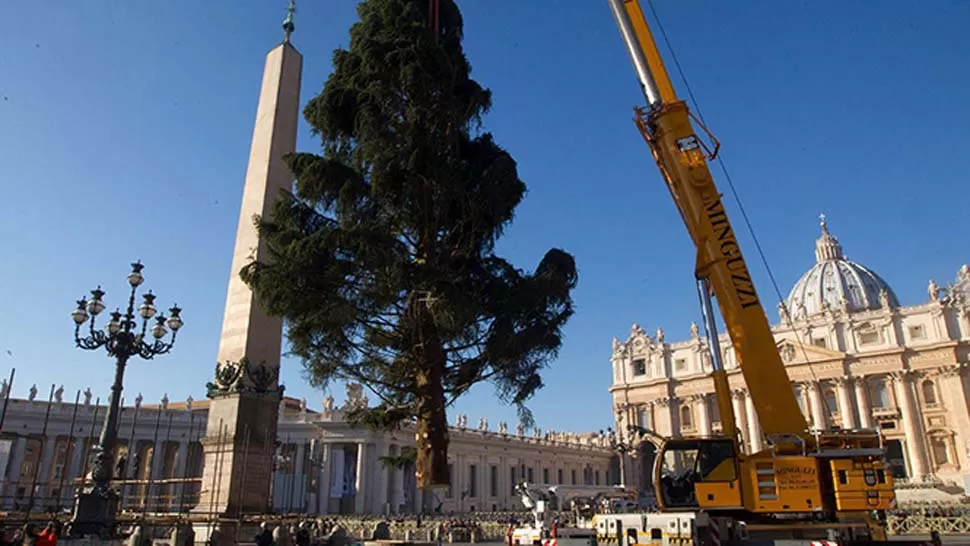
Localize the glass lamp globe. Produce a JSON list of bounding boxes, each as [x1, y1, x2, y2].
[[151, 318, 168, 340], [128, 261, 145, 287], [71, 300, 89, 325]]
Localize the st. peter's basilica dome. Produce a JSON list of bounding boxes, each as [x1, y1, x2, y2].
[[784, 216, 899, 320]]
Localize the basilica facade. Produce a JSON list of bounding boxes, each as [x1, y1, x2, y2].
[[610, 219, 970, 497]]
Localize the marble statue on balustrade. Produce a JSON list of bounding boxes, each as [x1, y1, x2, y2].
[[135, 392, 143, 409], [54, 385, 64, 403], [0, 378, 7, 399], [161, 393, 169, 410], [516, 422, 525, 436], [83, 387, 92, 405], [344, 383, 369, 411], [323, 394, 335, 413], [186, 395, 194, 411], [28, 384, 37, 401]]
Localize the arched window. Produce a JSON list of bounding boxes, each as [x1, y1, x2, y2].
[[823, 389, 839, 415], [922, 380, 938, 406], [870, 378, 891, 409], [680, 405, 693, 431]]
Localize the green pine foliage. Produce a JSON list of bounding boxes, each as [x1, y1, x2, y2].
[[241, 0, 577, 489]]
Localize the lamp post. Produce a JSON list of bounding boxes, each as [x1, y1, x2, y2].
[[602, 408, 652, 487], [68, 261, 183, 537]]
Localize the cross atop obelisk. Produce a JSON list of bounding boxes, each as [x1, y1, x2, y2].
[[195, 0, 303, 520], [283, 0, 296, 43]]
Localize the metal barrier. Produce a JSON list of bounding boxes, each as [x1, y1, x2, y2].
[[887, 514, 970, 535]]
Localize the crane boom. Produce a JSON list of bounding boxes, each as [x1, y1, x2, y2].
[[607, 0, 807, 437], [604, 2, 897, 534]]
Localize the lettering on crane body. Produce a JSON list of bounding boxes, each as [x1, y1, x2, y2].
[[704, 198, 760, 309], [775, 464, 818, 491]]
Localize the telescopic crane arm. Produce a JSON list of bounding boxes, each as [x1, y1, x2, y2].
[[607, 0, 808, 438]]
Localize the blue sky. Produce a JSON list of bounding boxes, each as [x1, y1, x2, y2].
[[0, 1, 967, 433]]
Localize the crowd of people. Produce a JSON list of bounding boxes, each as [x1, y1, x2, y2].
[[0, 521, 60, 546]]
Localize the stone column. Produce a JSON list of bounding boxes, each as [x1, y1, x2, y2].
[[696, 395, 711, 436], [35, 434, 58, 501], [667, 397, 680, 436], [354, 443, 367, 513], [374, 443, 389, 514], [641, 403, 654, 430], [651, 400, 667, 436], [455, 452, 465, 510], [172, 441, 188, 500], [2, 436, 27, 509], [415, 469, 426, 514], [293, 441, 307, 511], [731, 390, 748, 448], [327, 444, 343, 514], [834, 378, 857, 429], [149, 438, 165, 509], [893, 371, 928, 479], [64, 437, 87, 505], [498, 455, 507, 509], [808, 382, 827, 430], [939, 364, 970, 469], [390, 446, 402, 514], [744, 393, 763, 452], [854, 377, 873, 428], [317, 443, 333, 514]]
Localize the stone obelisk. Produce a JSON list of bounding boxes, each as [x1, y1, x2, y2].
[[196, 1, 301, 518]]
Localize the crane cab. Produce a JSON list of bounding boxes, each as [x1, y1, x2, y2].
[[655, 433, 897, 519], [654, 437, 744, 511]]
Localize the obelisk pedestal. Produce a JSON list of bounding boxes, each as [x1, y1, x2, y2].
[[195, 30, 302, 526]]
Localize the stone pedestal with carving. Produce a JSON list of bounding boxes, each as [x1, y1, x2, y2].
[[69, 488, 120, 538], [195, 358, 283, 517]]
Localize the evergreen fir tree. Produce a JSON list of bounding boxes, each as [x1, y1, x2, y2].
[[241, 0, 577, 489]]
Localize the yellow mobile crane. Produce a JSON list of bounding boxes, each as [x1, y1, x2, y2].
[[600, 0, 897, 543]]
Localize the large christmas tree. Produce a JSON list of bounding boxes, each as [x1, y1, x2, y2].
[[241, 0, 578, 489]]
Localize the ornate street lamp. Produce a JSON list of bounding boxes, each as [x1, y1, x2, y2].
[[601, 409, 654, 487], [68, 261, 183, 538]]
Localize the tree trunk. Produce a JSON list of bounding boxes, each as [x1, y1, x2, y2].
[[408, 284, 451, 490], [414, 359, 450, 489]]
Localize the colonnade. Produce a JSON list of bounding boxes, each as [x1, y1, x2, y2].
[[0, 397, 206, 512], [274, 438, 613, 515]]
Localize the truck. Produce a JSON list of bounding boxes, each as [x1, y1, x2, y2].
[[510, 482, 642, 546], [593, 1, 906, 544]]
